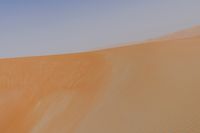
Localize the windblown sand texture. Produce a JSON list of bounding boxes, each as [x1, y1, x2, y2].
[[1, 27, 200, 133]]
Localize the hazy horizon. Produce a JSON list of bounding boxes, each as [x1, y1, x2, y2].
[[1, 0, 200, 57]]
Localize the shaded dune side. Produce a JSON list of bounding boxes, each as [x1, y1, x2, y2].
[[80, 36, 200, 133], [0, 53, 111, 133]]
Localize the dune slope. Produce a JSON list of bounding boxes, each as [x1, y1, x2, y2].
[[157, 25, 200, 41], [1, 27, 200, 133]]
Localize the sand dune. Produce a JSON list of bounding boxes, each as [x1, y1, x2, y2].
[[157, 25, 200, 41], [1, 26, 200, 133]]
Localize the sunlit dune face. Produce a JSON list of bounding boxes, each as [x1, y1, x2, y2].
[[1, 27, 200, 133], [0, 53, 111, 133]]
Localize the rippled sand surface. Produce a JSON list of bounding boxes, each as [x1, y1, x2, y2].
[[1, 29, 200, 132]]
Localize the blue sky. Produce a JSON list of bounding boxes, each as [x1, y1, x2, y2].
[[0, 0, 200, 57]]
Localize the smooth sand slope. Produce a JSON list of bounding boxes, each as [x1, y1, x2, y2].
[[157, 25, 200, 41], [1, 27, 200, 133]]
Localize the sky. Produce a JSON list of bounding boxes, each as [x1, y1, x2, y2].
[[0, 0, 200, 58]]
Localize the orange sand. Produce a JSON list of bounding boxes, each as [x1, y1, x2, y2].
[[1, 28, 200, 133]]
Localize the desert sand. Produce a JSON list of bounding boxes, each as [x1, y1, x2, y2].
[[1, 27, 200, 133]]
